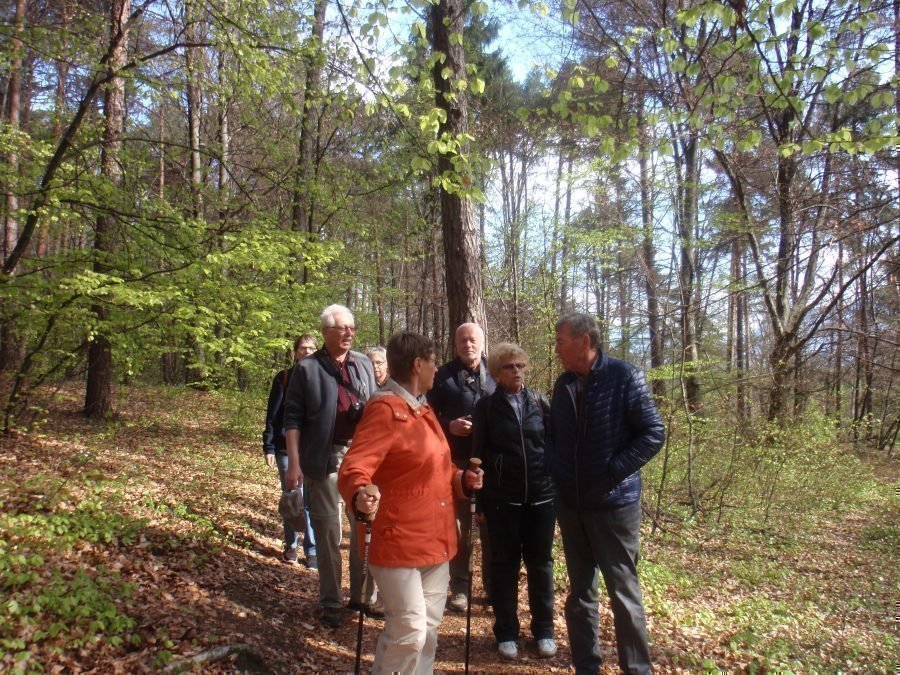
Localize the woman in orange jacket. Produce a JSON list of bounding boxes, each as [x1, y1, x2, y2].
[[338, 332, 483, 675]]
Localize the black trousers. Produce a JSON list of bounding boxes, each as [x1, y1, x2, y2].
[[483, 498, 556, 642]]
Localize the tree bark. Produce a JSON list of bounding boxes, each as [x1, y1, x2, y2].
[[430, 0, 485, 332]]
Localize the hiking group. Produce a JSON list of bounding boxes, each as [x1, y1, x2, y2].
[[263, 303, 665, 675]]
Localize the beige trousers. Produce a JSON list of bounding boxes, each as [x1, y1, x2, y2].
[[368, 562, 450, 675]]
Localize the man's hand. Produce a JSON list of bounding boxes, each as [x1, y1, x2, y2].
[[354, 485, 380, 520], [449, 415, 473, 437], [284, 429, 301, 489], [264, 454, 276, 468]]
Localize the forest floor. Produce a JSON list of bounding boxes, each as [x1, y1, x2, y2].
[[1, 383, 897, 673]]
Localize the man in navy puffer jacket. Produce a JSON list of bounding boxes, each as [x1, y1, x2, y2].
[[549, 313, 664, 675]]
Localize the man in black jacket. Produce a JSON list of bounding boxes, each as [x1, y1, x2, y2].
[[263, 334, 318, 567], [426, 322, 495, 612], [549, 313, 664, 675], [283, 304, 378, 628]]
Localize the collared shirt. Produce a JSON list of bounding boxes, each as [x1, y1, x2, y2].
[[329, 350, 359, 444]]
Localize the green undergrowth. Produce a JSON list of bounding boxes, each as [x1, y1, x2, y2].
[[0, 484, 145, 672], [639, 475, 898, 672]]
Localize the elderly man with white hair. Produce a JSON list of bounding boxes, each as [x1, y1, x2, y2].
[[284, 304, 379, 628]]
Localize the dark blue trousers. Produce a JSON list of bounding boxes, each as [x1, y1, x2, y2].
[[483, 499, 556, 642], [556, 498, 651, 675]]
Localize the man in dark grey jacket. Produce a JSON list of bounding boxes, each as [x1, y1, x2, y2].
[[549, 313, 665, 675], [284, 304, 378, 628]]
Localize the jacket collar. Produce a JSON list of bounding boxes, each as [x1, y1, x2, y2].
[[379, 378, 426, 411]]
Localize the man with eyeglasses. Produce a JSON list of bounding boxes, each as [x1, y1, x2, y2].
[[426, 322, 496, 613], [284, 304, 378, 628], [549, 313, 664, 674]]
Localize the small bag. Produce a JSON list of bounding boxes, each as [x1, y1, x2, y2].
[[278, 489, 306, 532]]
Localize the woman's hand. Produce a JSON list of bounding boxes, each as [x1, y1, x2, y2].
[[354, 484, 380, 520], [463, 466, 483, 492]]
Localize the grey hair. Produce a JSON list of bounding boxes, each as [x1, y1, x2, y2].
[[365, 346, 386, 360], [487, 342, 530, 379], [555, 313, 602, 349], [320, 304, 354, 328]]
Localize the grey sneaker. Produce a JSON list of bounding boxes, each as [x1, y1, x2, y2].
[[447, 592, 468, 613], [536, 638, 557, 657], [497, 641, 517, 659], [283, 546, 298, 564]]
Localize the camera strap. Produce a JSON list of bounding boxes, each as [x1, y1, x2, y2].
[[315, 350, 366, 402]]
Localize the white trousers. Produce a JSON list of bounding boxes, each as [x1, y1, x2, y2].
[[368, 562, 450, 675]]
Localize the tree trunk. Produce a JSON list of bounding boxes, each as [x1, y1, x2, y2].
[[676, 136, 702, 411], [0, 0, 26, 372], [637, 106, 664, 398], [430, 0, 485, 331], [85, 0, 131, 418], [185, 0, 203, 219], [292, 0, 328, 283]]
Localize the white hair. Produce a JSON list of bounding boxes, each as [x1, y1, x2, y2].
[[320, 304, 354, 328], [455, 322, 484, 339]]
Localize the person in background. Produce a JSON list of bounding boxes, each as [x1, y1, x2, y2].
[[338, 331, 484, 674], [426, 322, 495, 613], [263, 334, 318, 568], [473, 342, 556, 660], [366, 346, 389, 387], [283, 304, 379, 628], [549, 313, 665, 675]]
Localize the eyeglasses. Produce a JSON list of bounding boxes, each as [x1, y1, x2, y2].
[[371, 360, 386, 366], [500, 362, 527, 371], [329, 325, 356, 334]]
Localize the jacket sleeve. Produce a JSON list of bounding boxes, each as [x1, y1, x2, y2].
[[425, 373, 453, 436], [262, 372, 283, 454], [283, 363, 305, 431], [337, 401, 395, 507], [608, 368, 665, 483], [471, 396, 492, 512]]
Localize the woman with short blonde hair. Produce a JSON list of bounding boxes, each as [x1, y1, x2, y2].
[[474, 342, 556, 660]]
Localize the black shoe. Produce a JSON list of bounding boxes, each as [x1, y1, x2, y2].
[[305, 554, 318, 570], [283, 546, 298, 564], [347, 600, 385, 619], [321, 607, 343, 628]]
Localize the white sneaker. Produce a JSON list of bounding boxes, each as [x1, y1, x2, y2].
[[497, 641, 517, 659], [536, 638, 557, 657]]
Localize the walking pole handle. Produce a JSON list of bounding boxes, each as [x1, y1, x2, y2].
[[464, 457, 482, 675]]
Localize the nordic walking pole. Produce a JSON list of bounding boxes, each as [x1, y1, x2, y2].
[[355, 484, 380, 675], [464, 457, 482, 675]]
